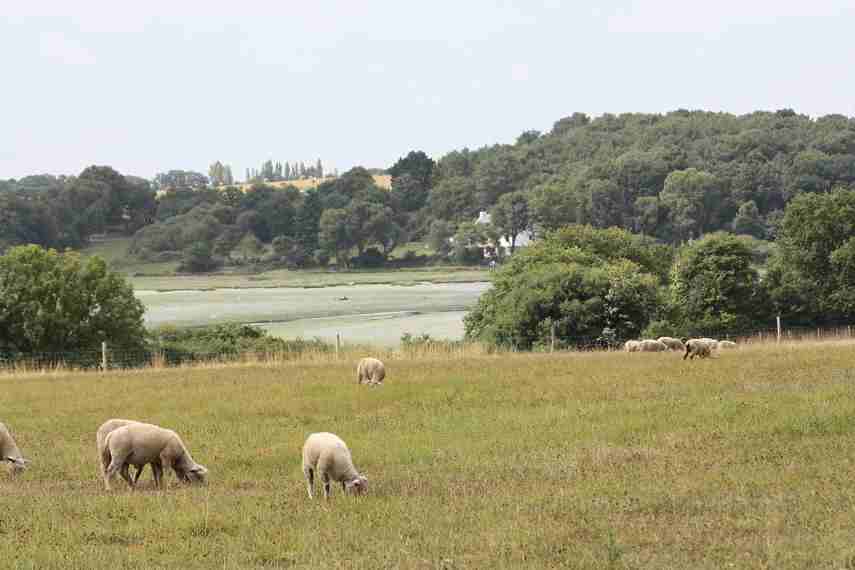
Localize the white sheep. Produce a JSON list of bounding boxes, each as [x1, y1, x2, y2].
[[682, 338, 712, 360], [356, 357, 386, 386], [623, 340, 640, 352], [657, 337, 685, 352], [638, 339, 668, 352], [700, 338, 719, 348], [102, 422, 208, 491], [0, 422, 29, 475], [96, 419, 146, 483], [302, 432, 368, 499]]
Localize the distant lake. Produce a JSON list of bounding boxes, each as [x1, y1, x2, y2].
[[136, 282, 491, 346]]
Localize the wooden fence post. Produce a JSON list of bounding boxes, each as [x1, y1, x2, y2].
[[550, 322, 556, 353], [335, 333, 341, 360], [101, 341, 108, 370], [776, 315, 781, 344]]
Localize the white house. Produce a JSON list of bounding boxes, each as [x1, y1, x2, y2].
[[474, 211, 533, 254]]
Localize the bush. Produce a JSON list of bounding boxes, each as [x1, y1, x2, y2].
[[352, 247, 385, 268]]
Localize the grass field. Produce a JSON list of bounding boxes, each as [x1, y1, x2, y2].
[[3, 342, 855, 568]]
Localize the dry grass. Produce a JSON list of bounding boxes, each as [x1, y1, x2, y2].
[[2, 342, 855, 568]]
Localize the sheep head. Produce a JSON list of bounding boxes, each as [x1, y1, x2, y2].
[[345, 476, 368, 496]]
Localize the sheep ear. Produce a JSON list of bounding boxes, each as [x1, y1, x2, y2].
[[191, 465, 208, 474]]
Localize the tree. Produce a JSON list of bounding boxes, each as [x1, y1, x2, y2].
[[463, 226, 663, 348], [490, 191, 531, 254], [670, 232, 764, 332], [731, 200, 765, 238], [319, 208, 352, 268], [180, 241, 218, 273], [0, 245, 147, 354], [768, 189, 855, 322], [659, 169, 724, 242], [295, 189, 322, 257], [236, 233, 263, 262], [388, 150, 435, 195], [427, 220, 455, 258]]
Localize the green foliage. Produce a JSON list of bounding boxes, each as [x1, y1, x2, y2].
[[150, 323, 330, 364], [769, 189, 855, 322], [0, 245, 146, 355], [465, 225, 664, 348], [490, 191, 531, 253], [179, 242, 218, 273], [669, 232, 765, 332]]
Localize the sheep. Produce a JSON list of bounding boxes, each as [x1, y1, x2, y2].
[[657, 337, 685, 352], [0, 422, 29, 475], [717, 340, 738, 350], [96, 419, 146, 483], [302, 432, 368, 500], [102, 422, 208, 491], [638, 339, 668, 352], [623, 340, 640, 352], [356, 357, 386, 386], [682, 338, 712, 360]]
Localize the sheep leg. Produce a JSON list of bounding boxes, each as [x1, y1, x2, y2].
[[104, 455, 128, 491], [304, 466, 315, 499], [151, 461, 164, 490], [119, 463, 135, 489], [321, 472, 331, 499], [132, 464, 145, 484]]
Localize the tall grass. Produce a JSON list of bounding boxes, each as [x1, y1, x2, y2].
[[2, 342, 855, 568]]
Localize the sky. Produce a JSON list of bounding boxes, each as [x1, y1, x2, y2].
[[2, 1, 854, 181]]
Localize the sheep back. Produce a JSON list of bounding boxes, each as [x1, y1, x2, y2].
[[657, 337, 685, 351], [638, 339, 668, 352], [357, 357, 386, 385], [0, 422, 27, 473]]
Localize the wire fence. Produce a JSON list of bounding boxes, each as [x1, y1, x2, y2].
[[2, 323, 854, 374]]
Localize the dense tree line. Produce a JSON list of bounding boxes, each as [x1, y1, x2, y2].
[[245, 159, 326, 183], [3, 108, 855, 283], [419, 110, 855, 244], [0, 167, 156, 251], [466, 188, 855, 348]]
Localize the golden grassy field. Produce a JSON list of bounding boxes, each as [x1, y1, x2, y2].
[[2, 342, 855, 568]]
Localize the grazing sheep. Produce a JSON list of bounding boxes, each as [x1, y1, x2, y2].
[[700, 338, 719, 348], [356, 357, 386, 386], [682, 338, 712, 360], [638, 339, 668, 352], [102, 423, 208, 491], [302, 432, 368, 500], [623, 340, 641, 353], [657, 337, 685, 352], [0, 422, 29, 475], [96, 419, 146, 483], [717, 340, 738, 350]]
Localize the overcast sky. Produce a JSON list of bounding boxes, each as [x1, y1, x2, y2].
[[2, 1, 854, 181]]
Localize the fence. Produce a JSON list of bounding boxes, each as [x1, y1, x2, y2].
[[2, 323, 855, 374]]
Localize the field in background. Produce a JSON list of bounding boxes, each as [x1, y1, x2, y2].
[[80, 238, 486, 291], [3, 342, 855, 568], [140, 282, 488, 330]]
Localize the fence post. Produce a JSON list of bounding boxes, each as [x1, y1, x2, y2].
[[776, 315, 781, 344], [550, 322, 556, 353], [335, 332, 341, 360], [848, 325, 852, 338], [101, 341, 108, 370]]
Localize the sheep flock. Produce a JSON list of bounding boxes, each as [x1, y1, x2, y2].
[[3, 340, 737, 496]]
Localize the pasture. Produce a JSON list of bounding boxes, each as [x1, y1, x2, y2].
[[3, 343, 855, 568]]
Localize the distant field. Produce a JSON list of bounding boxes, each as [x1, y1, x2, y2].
[[79, 238, 486, 292], [139, 283, 489, 329], [257, 310, 469, 346], [3, 342, 855, 568]]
